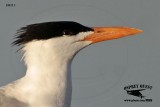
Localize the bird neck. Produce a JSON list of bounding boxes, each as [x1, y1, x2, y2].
[[18, 41, 73, 107]]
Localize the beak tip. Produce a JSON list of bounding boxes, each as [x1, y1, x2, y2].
[[138, 29, 143, 33], [131, 27, 143, 34]]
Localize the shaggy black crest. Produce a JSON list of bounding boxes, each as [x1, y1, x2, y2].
[[13, 21, 93, 45]]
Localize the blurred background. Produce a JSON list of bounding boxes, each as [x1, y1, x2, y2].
[[0, 0, 159, 107]]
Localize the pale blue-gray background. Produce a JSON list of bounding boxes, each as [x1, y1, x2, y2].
[[0, 0, 159, 107]]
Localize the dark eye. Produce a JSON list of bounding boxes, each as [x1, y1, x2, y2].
[[63, 31, 66, 35], [63, 30, 74, 35]]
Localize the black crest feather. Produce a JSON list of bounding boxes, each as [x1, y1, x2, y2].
[[13, 21, 93, 46]]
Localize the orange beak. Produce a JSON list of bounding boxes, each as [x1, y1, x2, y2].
[[82, 26, 143, 43]]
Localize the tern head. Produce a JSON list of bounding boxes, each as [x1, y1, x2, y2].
[[13, 21, 142, 60]]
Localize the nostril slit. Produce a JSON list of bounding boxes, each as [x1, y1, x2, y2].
[[97, 31, 102, 33]]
